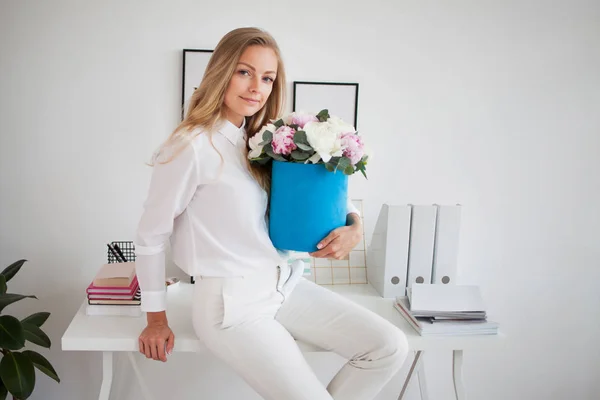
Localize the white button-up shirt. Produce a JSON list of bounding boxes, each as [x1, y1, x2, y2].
[[134, 118, 360, 312]]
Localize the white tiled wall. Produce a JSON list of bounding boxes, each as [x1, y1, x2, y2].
[[304, 199, 367, 285]]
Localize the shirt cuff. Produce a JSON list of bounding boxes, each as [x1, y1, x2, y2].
[[347, 200, 361, 217], [141, 290, 167, 312]]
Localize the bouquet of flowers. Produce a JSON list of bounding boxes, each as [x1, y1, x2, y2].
[[248, 110, 370, 253], [248, 109, 369, 178]]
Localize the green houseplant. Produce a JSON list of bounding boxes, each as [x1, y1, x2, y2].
[[0, 260, 60, 399]]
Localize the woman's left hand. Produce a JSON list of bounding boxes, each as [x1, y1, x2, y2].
[[309, 224, 363, 260]]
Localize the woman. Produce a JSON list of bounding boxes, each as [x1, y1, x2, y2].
[[135, 27, 408, 400]]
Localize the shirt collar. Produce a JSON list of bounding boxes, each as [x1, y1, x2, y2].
[[217, 118, 246, 146]]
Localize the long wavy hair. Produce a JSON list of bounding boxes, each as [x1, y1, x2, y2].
[[150, 27, 286, 197]]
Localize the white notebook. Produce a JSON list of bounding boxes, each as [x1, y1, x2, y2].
[[406, 284, 486, 313]]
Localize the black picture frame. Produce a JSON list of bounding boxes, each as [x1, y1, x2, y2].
[[181, 49, 214, 121], [292, 81, 359, 129]]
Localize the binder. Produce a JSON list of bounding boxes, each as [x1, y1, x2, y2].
[[406, 204, 437, 288], [432, 204, 462, 285], [366, 204, 411, 298]]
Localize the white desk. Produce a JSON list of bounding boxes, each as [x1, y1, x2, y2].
[[62, 282, 503, 400]]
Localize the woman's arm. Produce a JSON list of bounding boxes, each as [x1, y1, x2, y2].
[[135, 142, 201, 362], [134, 143, 201, 313]]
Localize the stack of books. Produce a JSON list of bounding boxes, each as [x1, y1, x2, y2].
[[85, 261, 142, 317], [393, 284, 499, 336]]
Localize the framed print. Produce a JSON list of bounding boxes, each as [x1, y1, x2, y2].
[[181, 49, 214, 120], [292, 81, 359, 129]]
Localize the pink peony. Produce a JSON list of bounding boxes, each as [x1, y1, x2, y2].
[[340, 132, 365, 165], [291, 113, 319, 128], [271, 126, 297, 155]]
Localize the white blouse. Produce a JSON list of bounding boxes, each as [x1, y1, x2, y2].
[[134, 118, 360, 312]]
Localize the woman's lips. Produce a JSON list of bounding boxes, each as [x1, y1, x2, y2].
[[241, 97, 259, 104]]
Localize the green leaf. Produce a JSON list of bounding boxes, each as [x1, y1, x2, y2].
[[324, 163, 335, 172], [22, 351, 59, 384], [261, 130, 273, 144], [355, 160, 368, 179], [265, 147, 286, 162], [0, 352, 35, 399], [293, 131, 309, 145], [344, 165, 355, 175], [0, 378, 7, 400], [1, 260, 26, 283], [0, 276, 5, 296], [273, 119, 284, 129], [295, 143, 312, 151], [22, 323, 50, 348], [336, 157, 351, 172], [255, 157, 271, 165], [325, 157, 338, 168], [0, 295, 37, 314], [290, 151, 310, 161], [316, 109, 330, 122], [20, 313, 49, 329], [0, 316, 25, 351]]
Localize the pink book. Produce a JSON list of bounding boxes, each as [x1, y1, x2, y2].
[[86, 275, 138, 294], [88, 286, 141, 300]]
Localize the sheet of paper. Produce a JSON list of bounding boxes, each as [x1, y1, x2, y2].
[[408, 284, 486, 312]]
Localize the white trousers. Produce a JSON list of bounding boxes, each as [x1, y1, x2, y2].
[[192, 264, 409, 400]]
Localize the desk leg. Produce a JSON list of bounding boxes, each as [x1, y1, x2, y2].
[[127, 352, 155, 400], [417, 357, 430, 400], [98, 351, 113, 400], [452, 350, 466, 400], [397, 350, 425, 400]]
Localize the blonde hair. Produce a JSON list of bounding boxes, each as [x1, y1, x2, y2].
[[151, 27, 287, 196]]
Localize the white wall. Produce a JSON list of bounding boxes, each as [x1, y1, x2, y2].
[[1, 0, 599, 399]]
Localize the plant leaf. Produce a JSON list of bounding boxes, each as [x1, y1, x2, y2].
[[254, 157, 271, 165], [0, 316, 25, 351], [293, 131, 309, 145], [22, 351, 60, 384], [261, 130, 273, 143], [20, 313, 50, 329], [290, 151, 310, 161], [328, 157, 340, 166], [324, 163, 335, 172], [316, 109, 329, 122], [273, 119, 284, 129], [265, 147, 286, 162], [344, 165, 355, 175], [337, 157, 351, 172], [22, 323, 51, 348], [295, 143, 312, 151], [0, 276, 5, 296], [0, 352, 35, 399], [0, 295, 37, 314], [1, 260, 26, 283]]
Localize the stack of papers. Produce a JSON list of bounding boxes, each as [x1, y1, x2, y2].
[[394, 284, 499, 336]]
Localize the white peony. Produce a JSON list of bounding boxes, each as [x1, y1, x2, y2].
[[303, 121, 343, 163], [249, 123, 276, 158], [327, 115, 356, 135]]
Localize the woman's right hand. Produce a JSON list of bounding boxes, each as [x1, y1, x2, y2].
[[138, 311, 175, 362]]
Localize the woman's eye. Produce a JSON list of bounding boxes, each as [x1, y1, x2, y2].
[[239, 70, 250, 76], [263, 77, 274, 83]]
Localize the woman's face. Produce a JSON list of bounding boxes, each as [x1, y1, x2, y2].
[[223, 45, 278, 128]]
